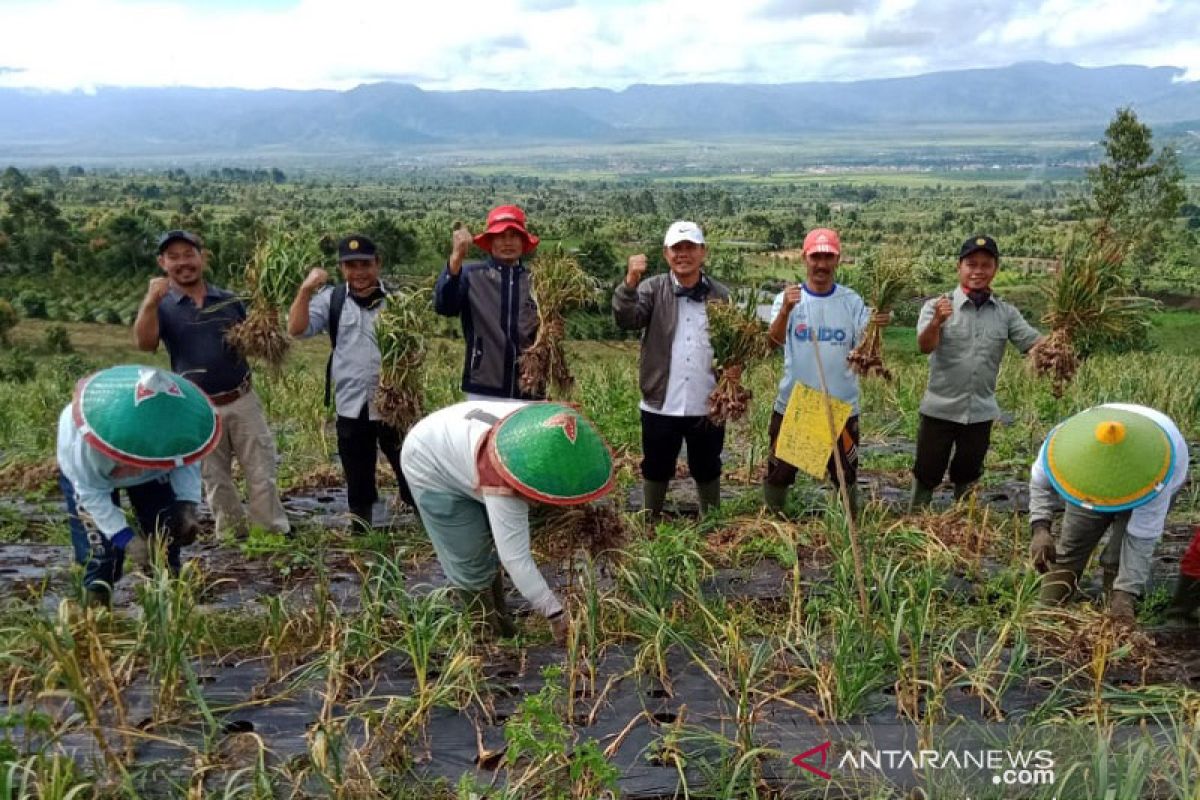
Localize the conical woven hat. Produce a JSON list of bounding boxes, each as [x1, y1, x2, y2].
[[487, 403, 614, 506], [72, 365, 221, 469], [1041, 406, 1175, 512]]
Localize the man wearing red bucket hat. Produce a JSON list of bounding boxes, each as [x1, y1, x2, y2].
[[1027, 403, 1189, 624], [56, 365, 218, 606], [434, 205, 542, 401], [401, 400, 614, 642]]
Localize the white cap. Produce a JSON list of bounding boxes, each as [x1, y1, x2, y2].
[[663, 220, 705, 247]]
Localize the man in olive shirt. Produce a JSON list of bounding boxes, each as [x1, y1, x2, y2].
[[910, 235, 1043, 510]]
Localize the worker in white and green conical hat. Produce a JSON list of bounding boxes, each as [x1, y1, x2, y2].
[[57, 365, 220, 605], [400, 400, 614, 643], [1027, 403, 1189, 625]]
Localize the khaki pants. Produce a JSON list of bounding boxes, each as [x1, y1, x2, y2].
[[1056, 505, 1155, 596], [201, 390, 289, 536]]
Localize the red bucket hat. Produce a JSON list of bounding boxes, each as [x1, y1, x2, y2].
[[473, 205, 539, 254]]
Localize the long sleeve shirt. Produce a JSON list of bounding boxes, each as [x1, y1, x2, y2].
[[296, 285, 386, 419], [1029, 403, 1189, 540], [55, 405, 201, 537], [400, 400, 560, 617]]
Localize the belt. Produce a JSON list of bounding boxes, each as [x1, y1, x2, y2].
[[208, 377, 252, 407]]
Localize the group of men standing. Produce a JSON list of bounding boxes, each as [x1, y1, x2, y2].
[[55, 208, 1198, 630]]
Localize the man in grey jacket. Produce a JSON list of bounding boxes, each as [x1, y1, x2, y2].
[[613, 221, 731, 519]]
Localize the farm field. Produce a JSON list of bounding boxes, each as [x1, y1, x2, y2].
[[0, 159, 1199, 797], [0, 311, 1199, 798]]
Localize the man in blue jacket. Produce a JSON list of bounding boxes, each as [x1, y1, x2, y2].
[[434, 205, 542, 401]]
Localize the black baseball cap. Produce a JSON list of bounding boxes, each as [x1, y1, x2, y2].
[[958, 235, 1000, 262], [337, 234, 378, 261], [156, 229, 202, 254]]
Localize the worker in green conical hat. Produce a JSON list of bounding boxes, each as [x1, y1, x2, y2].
[[1028, 403, 1189, 626], [400, 400, 614, 642], [56, 365, 219, 606]]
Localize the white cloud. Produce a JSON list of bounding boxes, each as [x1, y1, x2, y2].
[[0, 0, 1195, 91]]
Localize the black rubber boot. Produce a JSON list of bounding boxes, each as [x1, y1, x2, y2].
[[488, 572, 518, 638], [1166, 575, 1200, 620]]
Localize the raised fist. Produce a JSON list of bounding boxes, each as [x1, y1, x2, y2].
[[625, 254, 648, 288], [932, 295, 954, 326], [449, 224, 473, 275], [300, 267, 329, 294], [145, 276, 171, 304]]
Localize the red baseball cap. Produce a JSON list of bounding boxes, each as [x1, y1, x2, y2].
[[474, 205, 539, 254], [802, 228, 841, 256]]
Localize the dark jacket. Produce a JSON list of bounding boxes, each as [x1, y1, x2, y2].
[[612, 272, 731, 411], [434, 257, 542, 399]]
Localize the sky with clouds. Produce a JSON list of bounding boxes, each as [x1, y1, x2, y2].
[[0, 0, 1197, 92]]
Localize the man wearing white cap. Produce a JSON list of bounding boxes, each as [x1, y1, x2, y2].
[[1028, 403, 1189, 624], [613, 221, 731, 518]]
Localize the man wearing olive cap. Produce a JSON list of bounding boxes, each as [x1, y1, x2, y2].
[[1028, 403, 1189, 623], [56, 365, 217, 606], [400, 401, 614, 643]]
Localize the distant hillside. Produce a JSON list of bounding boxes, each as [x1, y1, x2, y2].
[[0, 62, 1196, 159]]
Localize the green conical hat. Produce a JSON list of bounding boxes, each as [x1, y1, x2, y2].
[[487, 403, 614, 506], [1041, 406, 1175, 512], [72, 365, 221, 469]]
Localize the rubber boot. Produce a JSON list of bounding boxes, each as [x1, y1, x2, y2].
[[642, 480, 669, 519], [488, 572, 518, 638], [85, 585, 111, 609], [952, 482, 976, 502], [908, 478, 934, 513], [1102, 568, 1118, 601], [456, 581, 515, 639], [1109, 590, 1137, 626], [763, 482, 789, 515], [695, 478, 721, 515], [1166, 575, 1200, 620], [839, 484, 860, 521], [125, 533, 150, 573], [1039, 568, 1078, 606]]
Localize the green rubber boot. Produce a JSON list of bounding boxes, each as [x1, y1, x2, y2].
[[1039, 568, 1078, 606], [85, 585, 111, 609], [695, 478, 721, 514], [908, 479, 934, 513], [642, 480, 669, 518], [763, 482, 789, 515]]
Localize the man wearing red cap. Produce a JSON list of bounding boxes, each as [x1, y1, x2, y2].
[[434, 206, 542, 401], [910, 235, 1042, 510], [764, 228, 883, 517]]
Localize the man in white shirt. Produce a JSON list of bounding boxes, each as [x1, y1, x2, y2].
[[401, 401, 614, 642], [612, 221, 731, 519], [288, 234, 413, 532], [1028, 403, 1189, 624]]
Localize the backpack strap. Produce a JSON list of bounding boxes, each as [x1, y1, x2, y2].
[[324, 284, 349, 408]]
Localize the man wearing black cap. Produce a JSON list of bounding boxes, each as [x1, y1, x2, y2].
[[909, 235, 1043, 510], [134, 230, 289, 540], [288, 234, 414, 532]]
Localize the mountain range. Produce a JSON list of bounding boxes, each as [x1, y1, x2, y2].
[[0, 62, 1197, 159]]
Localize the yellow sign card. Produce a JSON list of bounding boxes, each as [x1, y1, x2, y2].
[[775, 382, 852, 479]]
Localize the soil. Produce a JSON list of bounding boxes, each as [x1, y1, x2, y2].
[[1, 465, 1197, 798]]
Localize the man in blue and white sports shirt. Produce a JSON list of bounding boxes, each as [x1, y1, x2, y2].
[[764, 228, 887, 518]]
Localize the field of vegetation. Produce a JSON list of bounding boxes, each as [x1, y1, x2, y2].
[[1, 112, 1199, 798]]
